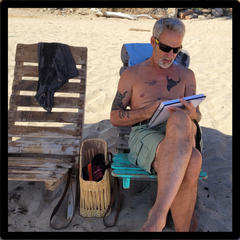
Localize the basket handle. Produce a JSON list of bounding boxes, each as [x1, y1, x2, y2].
[[108, 151, 113, 163]]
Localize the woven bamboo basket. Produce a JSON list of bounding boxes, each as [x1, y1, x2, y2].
[[79, 139, 111, 218]]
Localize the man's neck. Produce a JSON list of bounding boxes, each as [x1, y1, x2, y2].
[[149, 56, 175, 73]]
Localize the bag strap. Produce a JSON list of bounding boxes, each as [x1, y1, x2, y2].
[[49, 155, 77, 230], [103, 152, 121, 227]]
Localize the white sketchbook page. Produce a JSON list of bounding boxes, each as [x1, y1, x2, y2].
[[148, 95, 206, 128]]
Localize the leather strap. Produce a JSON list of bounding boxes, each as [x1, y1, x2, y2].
[[132, 119, 149, 127], [49, 155, 77, 230], [103, 152, 121, 227], [103, 176, 121, 227]]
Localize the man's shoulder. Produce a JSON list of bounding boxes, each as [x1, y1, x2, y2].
[[175, 64, 195, 78], [120, 63, 144, 79], [180, 66, 196, 85]]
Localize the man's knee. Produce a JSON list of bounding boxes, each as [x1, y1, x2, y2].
[[184, 147, 202, 182], [167, 111, 192, 134]]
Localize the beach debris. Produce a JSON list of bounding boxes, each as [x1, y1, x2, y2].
[[38, 8, 232, 20], [178, 9, 194, 19], [100, 9, 153, 20], [184, 13, 198, 20], [198, 15, 206, 20], [202, 8, 212, 14], [212, 8, 223, 17], [129, 28, 151, 32], [167, 8, 178, 18], [150, 14, 163, 20], [149, 8, 168, 19], [90, 8, 102, 16]]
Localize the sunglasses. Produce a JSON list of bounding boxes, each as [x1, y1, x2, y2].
[[155, 38, 182, 54]]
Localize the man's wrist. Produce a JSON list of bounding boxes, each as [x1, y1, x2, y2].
[[194, 111, 201, 122]]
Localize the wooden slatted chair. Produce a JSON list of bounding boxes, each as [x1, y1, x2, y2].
[[8, 43, 87, 218], [111, 44, 207, 189]]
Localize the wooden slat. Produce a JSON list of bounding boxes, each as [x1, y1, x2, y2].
[[8, 157, 73, 168], [15, 43, 87, 65], [11, 80, 85, 93], [111, 161, 139, 169], [8, 172, 64, 182], [117, 126, 131, 135], [9, 95, 84, 108], [8, 166, 69, 175], [14, 65, 86, 79], [116, 137, 129, 150], [8, 140, 80, 155], [8, 110, 83, 123], [112, 169, 157, 179], [8, 125, 82, 138]]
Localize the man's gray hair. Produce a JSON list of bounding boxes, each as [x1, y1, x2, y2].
[[153, 18, 186, 39]]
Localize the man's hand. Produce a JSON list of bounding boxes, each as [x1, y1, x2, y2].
[[168, 97, 198, 121]]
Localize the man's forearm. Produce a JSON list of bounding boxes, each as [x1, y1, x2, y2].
[[110, 108, 146, 127]]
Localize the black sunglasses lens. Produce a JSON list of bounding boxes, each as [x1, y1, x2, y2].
[[159, 43, 180, 54], [159, 44, 171, 53], [173, 48, 179, 54]]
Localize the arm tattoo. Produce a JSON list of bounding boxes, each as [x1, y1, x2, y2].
[[111, 91, 128, 111], [111, 91, 130, 119], [119, 110, 130, 119], [191, 84, 196, 95]]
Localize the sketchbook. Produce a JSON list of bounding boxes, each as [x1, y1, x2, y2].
[[147, 94, 206, 128]]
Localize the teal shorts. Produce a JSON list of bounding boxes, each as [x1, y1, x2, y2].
[[128, 120, 203, 174], [128, 122, 167, 174]]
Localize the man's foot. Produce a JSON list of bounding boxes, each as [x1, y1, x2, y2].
[[189, 212, 198, 232], [140, 206, 166, 232]]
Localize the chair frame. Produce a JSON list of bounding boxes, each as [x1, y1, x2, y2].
[[111, 44, 207, 189], [8, 43, 87, 218]]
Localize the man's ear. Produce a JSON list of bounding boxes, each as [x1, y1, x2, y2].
[[150, 36, 155, 47]]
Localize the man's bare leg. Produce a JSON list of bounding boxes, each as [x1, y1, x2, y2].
[[140, 111, 197, 232], [170, 147, 202, 232]]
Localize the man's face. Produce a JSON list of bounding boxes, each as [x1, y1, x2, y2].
[[152, 29, 183, 69]]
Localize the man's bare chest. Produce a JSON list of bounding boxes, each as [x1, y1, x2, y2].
[[132, 73, 186, 102]]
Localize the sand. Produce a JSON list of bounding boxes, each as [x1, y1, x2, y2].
[[7, 8, 232, 234]]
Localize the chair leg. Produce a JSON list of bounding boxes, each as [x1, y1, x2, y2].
[[123, 177, 130, 189]]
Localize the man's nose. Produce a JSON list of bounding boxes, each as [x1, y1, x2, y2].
[[166, 49, 174, 58]]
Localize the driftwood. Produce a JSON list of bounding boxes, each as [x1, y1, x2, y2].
[[100, 10, 153, 20], [149, 13, 165, 20], [129, 28, 151, 32]]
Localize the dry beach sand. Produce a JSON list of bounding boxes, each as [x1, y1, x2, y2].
[[7, 8, 232, 233]]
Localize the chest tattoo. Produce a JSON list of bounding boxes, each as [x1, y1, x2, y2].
[[144, 80, 157, 86], [166, 76, 181, 92]]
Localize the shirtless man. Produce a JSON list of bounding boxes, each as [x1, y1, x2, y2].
[[110, 18, 202, 232]]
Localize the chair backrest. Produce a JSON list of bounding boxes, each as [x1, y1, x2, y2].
[[116, 126, 131, 153], [8, 43, 87, 157], [119, 43, 190, 75]]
